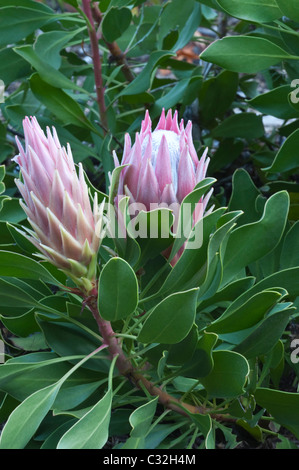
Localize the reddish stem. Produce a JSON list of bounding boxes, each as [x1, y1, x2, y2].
[[86, 296, 236, 423], [82, 0, 108, 133]]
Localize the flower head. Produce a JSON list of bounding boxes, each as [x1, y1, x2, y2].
[[113, 109, 213, 255], [14, 117, 104, 293], [114, 108, 212, 213]]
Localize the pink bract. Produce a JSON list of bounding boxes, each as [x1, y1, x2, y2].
[[14, 116, 104, 292]]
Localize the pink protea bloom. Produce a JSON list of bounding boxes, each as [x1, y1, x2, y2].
[[113, 109, 213, 260], [14, 117, 104, 294]]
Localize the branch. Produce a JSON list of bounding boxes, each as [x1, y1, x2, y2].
[[86, 295, 236, 424], [92, 3, 135, 83], [82, 0, 108, 134]]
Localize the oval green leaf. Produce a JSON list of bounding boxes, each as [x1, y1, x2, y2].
[[217, 0, 282, 22], [138, 288, 199, 344], [98, 257, 139, 321], [201, 36, 296, 74], [200, 350, 250, 399], [102, 7, 132, 43]]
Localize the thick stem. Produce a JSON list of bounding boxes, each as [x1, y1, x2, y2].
[[88, 296, 133, 376], [92, 3, 135, 83], [87, 296, 236, 423], [82, 0, 108, 133]]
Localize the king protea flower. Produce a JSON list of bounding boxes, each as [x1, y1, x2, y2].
[[13, 116, 104, 294], [113, 109, 213, 258]]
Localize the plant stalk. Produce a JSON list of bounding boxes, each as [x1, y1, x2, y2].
[[82, 0, 108, 134], [87, 296, 236, 424]]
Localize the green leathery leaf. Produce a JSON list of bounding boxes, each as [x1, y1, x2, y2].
[[212, 113, 265, 140], [198, 70, 239, 124], [102, 7, 132, 43], [98, 257, 139, 321], [200, 36, 297, 74], [280, 221, 299, 270], [0, 277, 44, 309], [168, 177, 216, 261], [188, 412, 214, 449], [138, 288, 199, 344], [56, 357, 116, 449], [0, 347, 106, 449], [255, 388, 299, 427], [228, 169, 262, 226], [233, 304, 295, 358], [36, 316, 109, 372], [181, 331, 218, 379], [29, 74, 97, 132], [121, 397, 158, 449], [0, 251, 61, 286], [248, 85, 299, 121], [14, 45, 86, 93], [216, 0, 282, 22], [206, 290, 282, 334], [0, 6, 55, 47], [222, 267, 299, 320], [117, 50, 174, 97], [200, 350, 250, 399], [263, 129, 299, 173], [127, 207, 174, 267], [222, 191, 289, 284], [167, 324, 199, 366], [275, 0, 299, 22], [34, 28, 85, 70], [171, 1, 201, 51]]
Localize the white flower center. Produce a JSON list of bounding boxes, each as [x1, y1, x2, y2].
[[142, 130, 181, 192]]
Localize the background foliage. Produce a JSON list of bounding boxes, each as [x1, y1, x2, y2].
[[0, 0, 299, 449]]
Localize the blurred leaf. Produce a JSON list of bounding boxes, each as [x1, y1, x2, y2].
[[14, 45, 86, 92], [34, 28, 85, 70], [198, 70, 239, 125], [213, 113, 265, 140], [216, 0, 282, 22], [118, 50, 174, 97], [0, 48, 31, 83], [248, 85, 299, 120], [201, 36, 296, 73], [275, 0, 299, 22], [29, 74, 97, 132], [102, 7, 132, 43], [263, 128, 299, 173], [0, 6, 55, 47]]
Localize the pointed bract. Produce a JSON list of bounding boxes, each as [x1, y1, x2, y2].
[[14, 116, 104, 293], [114, 109, 213, 263]]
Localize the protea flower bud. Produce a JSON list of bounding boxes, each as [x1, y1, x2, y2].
[[13, 117, 104, 294], [113, 109, 213, 258]]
